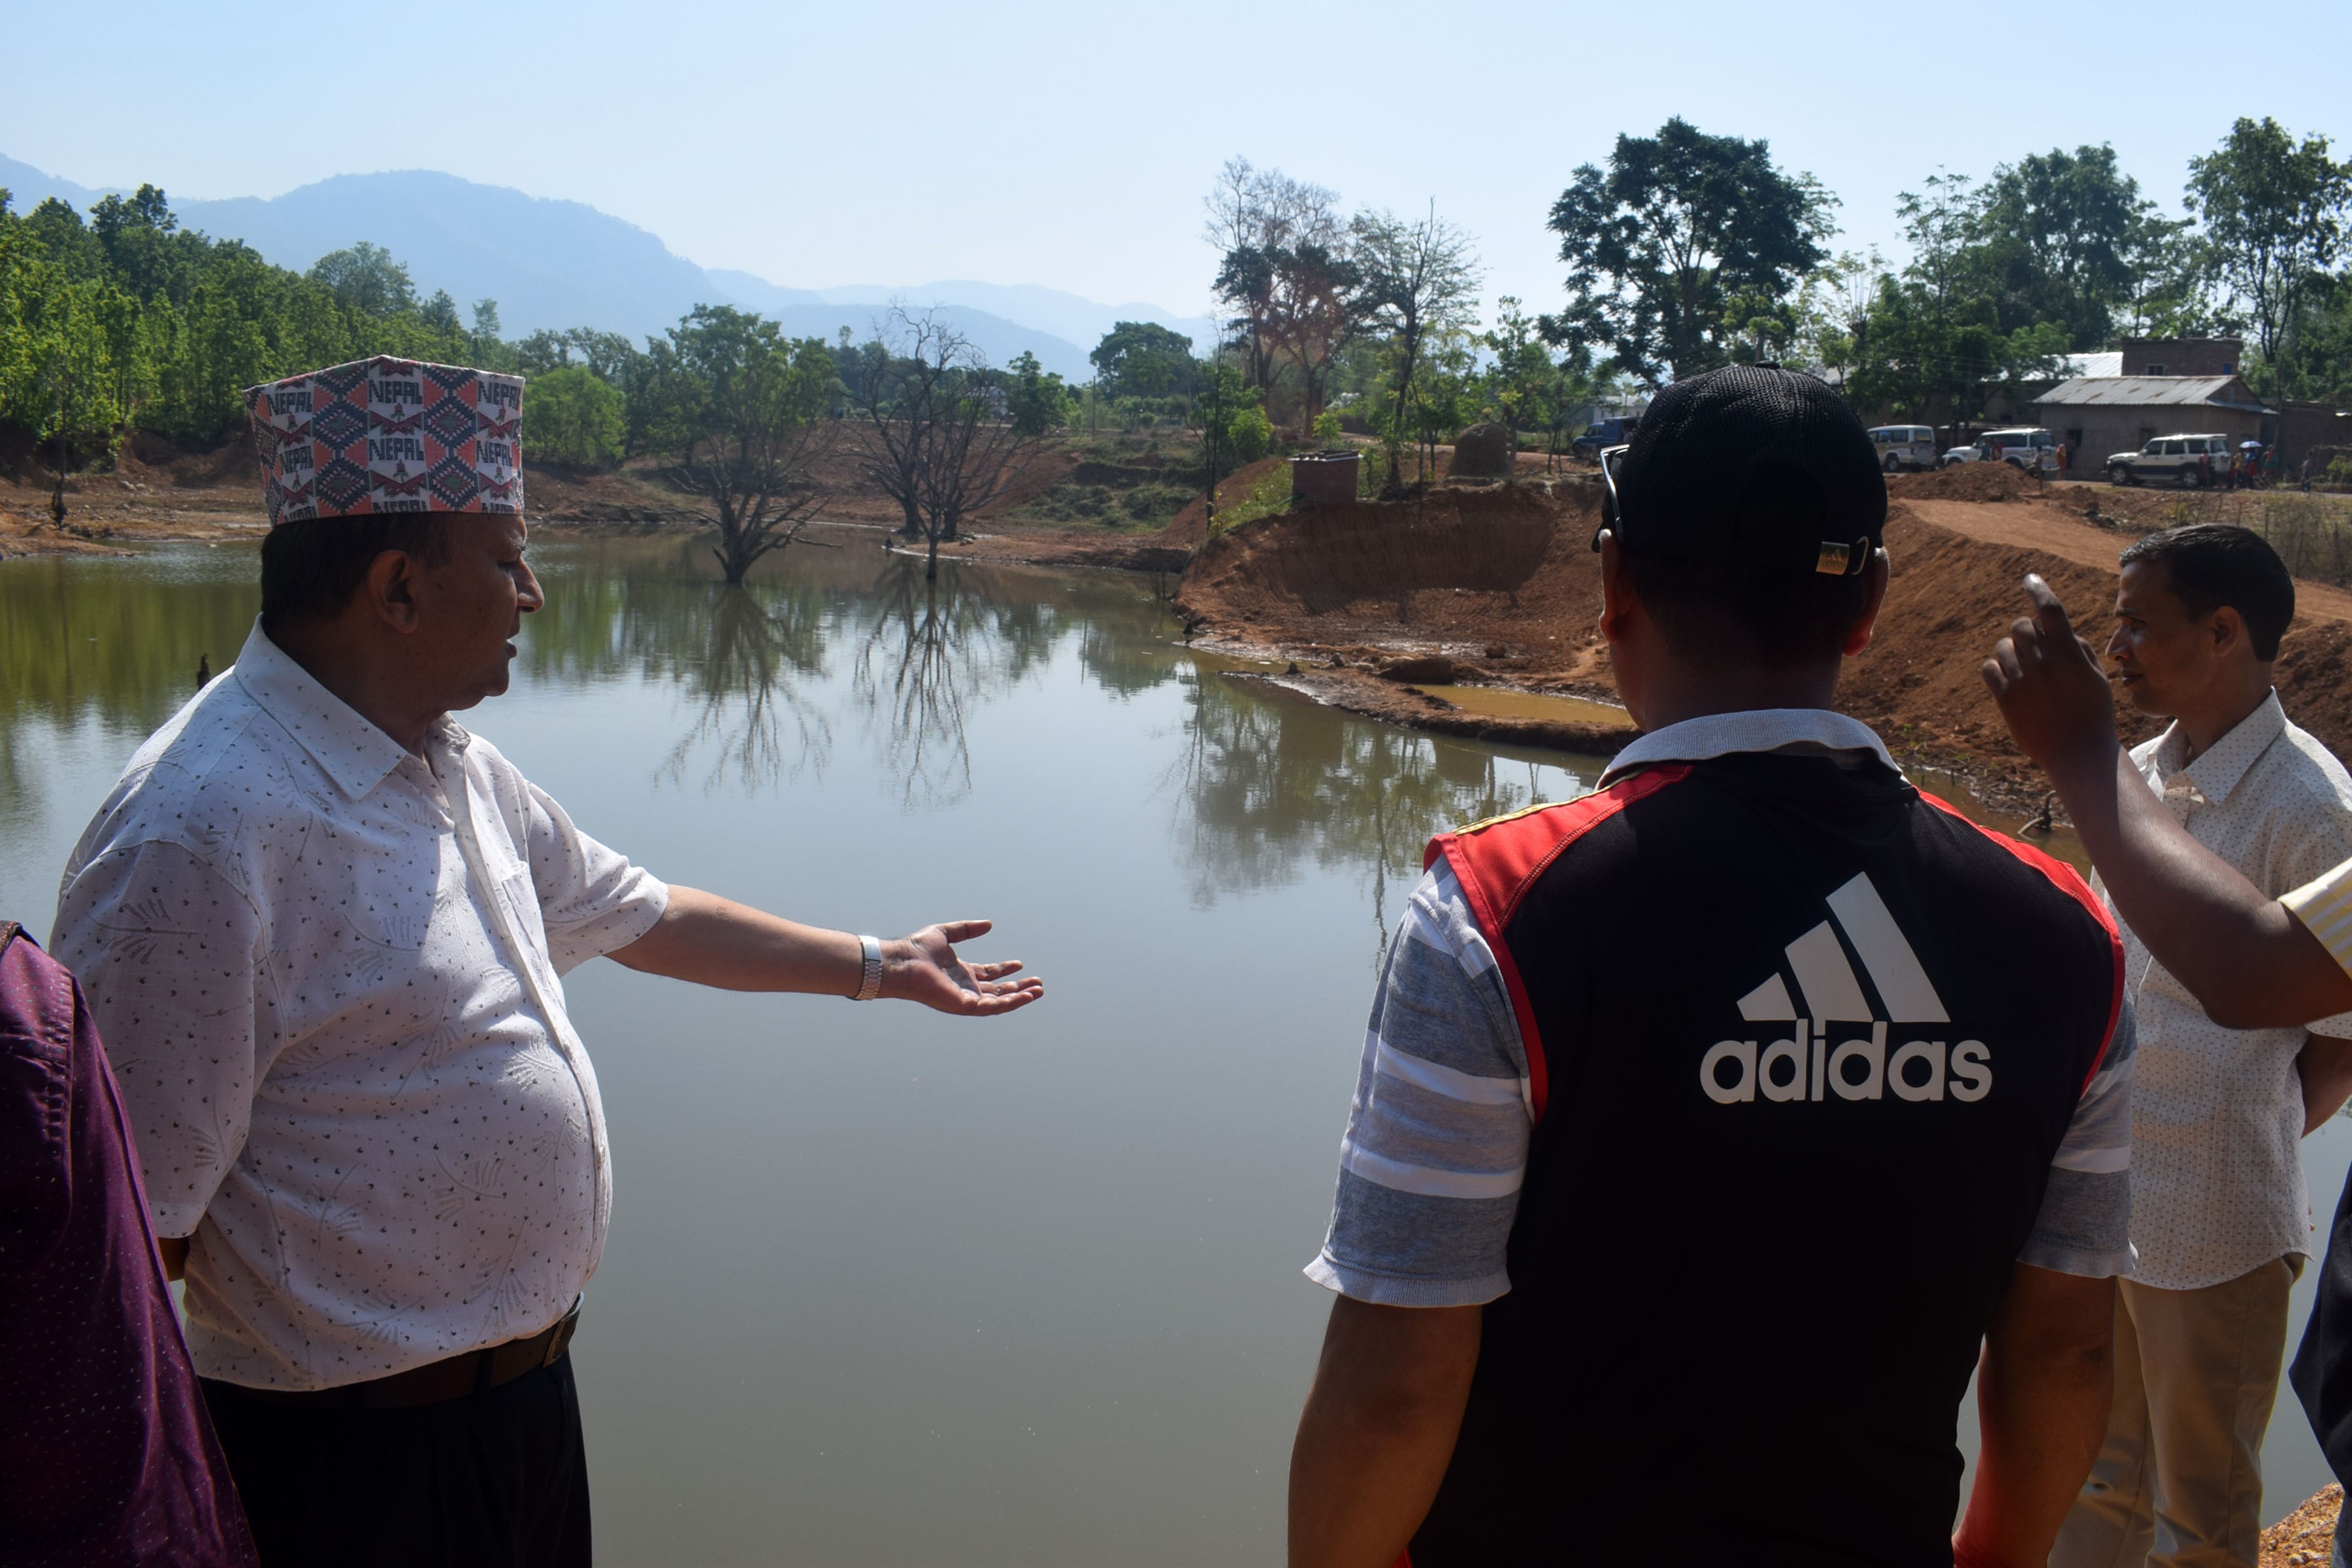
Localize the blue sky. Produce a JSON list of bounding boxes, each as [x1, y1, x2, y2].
[[7, 0, 2349, 325]]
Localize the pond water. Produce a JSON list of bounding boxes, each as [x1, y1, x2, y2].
[[3, 536, 2344, 1560]]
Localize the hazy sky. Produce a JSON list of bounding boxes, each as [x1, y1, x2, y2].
[[8, 0, 2349, 327]]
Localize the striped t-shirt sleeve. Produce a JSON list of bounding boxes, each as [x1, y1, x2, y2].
[[2018, 999, 2136, 1279], [2285, 855, 2352, 979], [1305, 862, 1533, 1308]]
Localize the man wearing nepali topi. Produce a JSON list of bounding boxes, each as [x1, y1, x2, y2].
[[50, 356, 1044, 1566]]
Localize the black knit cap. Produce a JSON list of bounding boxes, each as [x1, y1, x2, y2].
[[1606, 364, 1887, 578]]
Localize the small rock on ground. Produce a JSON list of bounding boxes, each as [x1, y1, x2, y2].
[[2263, 1482, 2340, 1567]]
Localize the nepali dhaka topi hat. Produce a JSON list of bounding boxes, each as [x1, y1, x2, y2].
[[244, 357, 524, 527]]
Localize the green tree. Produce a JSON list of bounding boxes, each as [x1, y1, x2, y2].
[[1354, 203, 1480, 488], [1262, 240, 1363, 429], [1088, 321, 1198, 398], [1974, 146, 2170, 350], [2187, 117, 2352, 382], [526, 365, 625, 469], [1479, 297, 1556, 457], [1545, 117, 1836, 383], [1203, 158, 1341, 395], [308, 241, 417, 318], [88, 184, 190, 305], [1399, 331, 1480, 480], [656, 305, 835, 585], [1004, 350, 1070, 436]]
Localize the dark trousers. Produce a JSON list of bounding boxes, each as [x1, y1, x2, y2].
[[199, 1356, 590, 1568]]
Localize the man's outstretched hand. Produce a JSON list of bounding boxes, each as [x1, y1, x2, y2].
[[885, 920, 1043, 1017], [1979, 573, 2117, 776], [611, 889, 1043, 1016]]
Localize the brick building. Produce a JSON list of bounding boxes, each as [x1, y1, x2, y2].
[[2277, 400, 2352, 476], [2119, 337, 2244, 377], [2036, 375, 2271, 476]]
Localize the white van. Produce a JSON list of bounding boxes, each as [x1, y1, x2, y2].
[[1868, 425, 1937, 474]]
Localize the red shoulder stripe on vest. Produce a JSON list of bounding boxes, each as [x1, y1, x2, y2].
[[1426, 765, 1691, 1121], [1915, 790, 2126, 1094]]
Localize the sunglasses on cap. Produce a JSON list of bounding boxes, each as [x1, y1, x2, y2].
[[1590, 444, 1872, 576]]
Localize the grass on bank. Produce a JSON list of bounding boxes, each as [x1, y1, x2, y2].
[[1205, 461, 1295, 539]]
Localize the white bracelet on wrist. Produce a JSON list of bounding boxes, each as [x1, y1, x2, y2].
[[853, 934, 883, 1002]]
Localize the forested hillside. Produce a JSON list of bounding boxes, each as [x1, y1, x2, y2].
[[0, 184, 496, 461]]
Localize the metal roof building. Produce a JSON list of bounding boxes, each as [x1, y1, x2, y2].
[[2038, 375, 2271, 412], [2053, 350, 2123, 380], [2035, 375, 2274, 474]]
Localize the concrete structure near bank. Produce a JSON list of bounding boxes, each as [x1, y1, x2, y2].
[[1290, 450, 1362, 507]]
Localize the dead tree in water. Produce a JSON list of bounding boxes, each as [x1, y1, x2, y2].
[[912, 382, 1038, 581], [841, 314, 941, 543], [849, 306, 1039, 581]]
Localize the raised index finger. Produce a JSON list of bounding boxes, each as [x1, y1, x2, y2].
[[2023, 573, 2076, 643]]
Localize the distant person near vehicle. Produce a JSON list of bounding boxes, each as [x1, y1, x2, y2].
[[51, 357, 1043, 1567], [1287, 365, 2134, 1568], [2046, 525, 2352, 1568], [0, 921, 258, 1566]]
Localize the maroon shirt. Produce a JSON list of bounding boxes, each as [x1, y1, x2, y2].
[[0, 922, 256, 1567]]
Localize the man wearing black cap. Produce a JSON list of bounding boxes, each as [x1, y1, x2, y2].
[[1288, 365, 2137, 1568]]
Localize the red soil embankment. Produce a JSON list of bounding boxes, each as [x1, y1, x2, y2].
[[1177, 483, 1601, 659], [1886, 463, 2040, 503], [1174, 481, 2352, 809]]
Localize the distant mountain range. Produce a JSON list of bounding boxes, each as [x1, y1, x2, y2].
[[0, 156, 1218, 382]]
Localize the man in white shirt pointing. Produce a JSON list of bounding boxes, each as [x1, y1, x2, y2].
[[50, 356, 1041, 1567], [2050, 523, 2352, 1568]]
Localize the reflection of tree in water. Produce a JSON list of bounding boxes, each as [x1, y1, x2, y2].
[[517, 537, 836, 794], [0, 550, 260, 868], [853, 557, 1074, 810], [1166, 670, 1592, 964], [661, 581, 832, 792]]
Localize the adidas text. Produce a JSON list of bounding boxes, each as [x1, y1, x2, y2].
[[1702, 1024, 1991, 1104]]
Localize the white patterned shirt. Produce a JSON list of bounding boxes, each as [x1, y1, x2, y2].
[[51, 621, 668, 1388], [2101, 690, 2352, 1290]]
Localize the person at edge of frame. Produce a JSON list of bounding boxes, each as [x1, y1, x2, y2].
[[1985, 572, 2352, 1568], [0, 921, 258, 1566], [1287, 363, 2138, 1568], [48, 355, 1043, 1568]]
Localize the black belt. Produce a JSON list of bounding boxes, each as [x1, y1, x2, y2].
[[218, 1298, 581, 1411]]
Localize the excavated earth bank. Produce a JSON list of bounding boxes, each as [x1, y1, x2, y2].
[[1175, 476, 2352, 813]]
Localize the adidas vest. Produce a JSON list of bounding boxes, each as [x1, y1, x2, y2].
[[1407, 753, 2123, 1568]]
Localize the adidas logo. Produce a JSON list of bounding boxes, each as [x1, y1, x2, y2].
[[1699, 872, 1990, 1107]]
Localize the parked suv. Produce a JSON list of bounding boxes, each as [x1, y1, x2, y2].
[[1940, 428, 2059, 474], [1572, 414, 1641, 461], [1868, 425, 1937, 474], [2104, 433, 2232, 488]]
